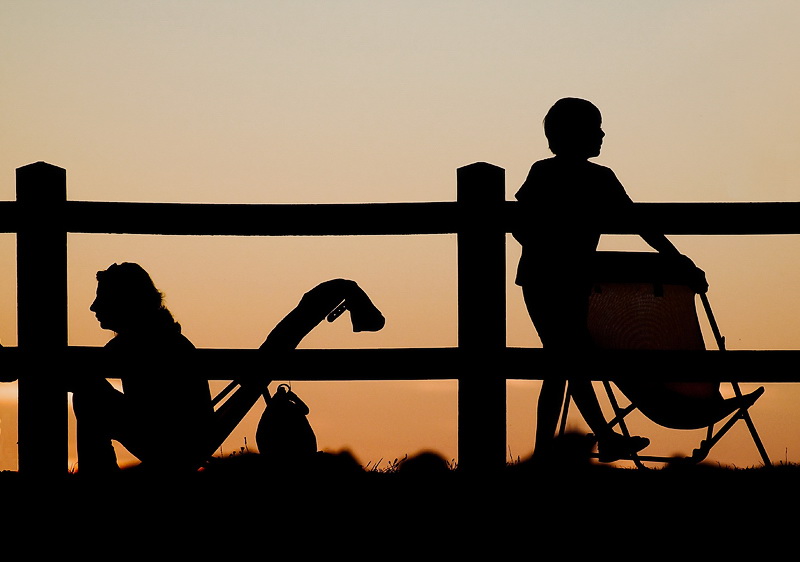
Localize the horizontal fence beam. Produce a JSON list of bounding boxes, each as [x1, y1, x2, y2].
[[574, 202, 800, 235], [2, 346, 798, 384], [64, 201, 462, 236], [33, 201, 460, 236], [2, 200, 800, 236], [510, 201, 800, 235]]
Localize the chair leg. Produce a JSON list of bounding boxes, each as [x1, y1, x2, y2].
[[732, 383, 772, 466], [601, 381, 648, 469], [702, 295, 771, 466], [692, 388, 771, 467], [558, 385, 571, 437], [602, 381, 630, 435]]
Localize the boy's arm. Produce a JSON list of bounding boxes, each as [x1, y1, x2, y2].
[[641, 232, 680, 255], [641, 232, 708, 293]]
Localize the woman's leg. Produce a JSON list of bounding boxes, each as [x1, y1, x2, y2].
[[72, 377, 128, 475]]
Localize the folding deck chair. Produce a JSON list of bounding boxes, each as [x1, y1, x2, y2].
[[558, 251, 771, 468], [198, 278, 385, 465]]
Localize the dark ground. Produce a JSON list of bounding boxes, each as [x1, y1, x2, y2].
[[2, 447, 797, 554]]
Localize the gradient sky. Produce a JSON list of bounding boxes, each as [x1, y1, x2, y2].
[[2, 1, 800, 470]]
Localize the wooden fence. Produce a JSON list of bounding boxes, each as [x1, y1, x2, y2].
[[1, 160, 799, 477]]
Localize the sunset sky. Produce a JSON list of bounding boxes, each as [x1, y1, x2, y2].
[[2, 1, 800, 471]]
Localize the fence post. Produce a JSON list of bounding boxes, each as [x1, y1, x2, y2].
[[16, 162, 69, 476], [457, 162, 506, 474]]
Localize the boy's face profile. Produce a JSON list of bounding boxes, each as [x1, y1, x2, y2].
[[570, 120, 604, 159], [544, 98, 606, 159]]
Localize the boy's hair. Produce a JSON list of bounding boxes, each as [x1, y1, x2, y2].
[[543, 98, 602, 155]]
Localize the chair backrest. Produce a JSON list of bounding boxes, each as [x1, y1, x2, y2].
[[587, 251, 706, 351], [587, 251, 723, 429]]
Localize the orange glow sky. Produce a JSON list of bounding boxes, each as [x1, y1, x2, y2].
[[2, 2, 800, 471]]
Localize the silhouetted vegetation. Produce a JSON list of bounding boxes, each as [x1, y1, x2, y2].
[[1, 444, 796, 550]]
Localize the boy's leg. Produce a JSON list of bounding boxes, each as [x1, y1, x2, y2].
[[533, 378, 567, 460]]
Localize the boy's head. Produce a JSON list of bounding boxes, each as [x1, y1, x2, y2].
[[544, 98, 605, 158]]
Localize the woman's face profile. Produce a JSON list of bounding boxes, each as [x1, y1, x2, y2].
[[90, 263, 162, 335], [90, 281, 126, 332]]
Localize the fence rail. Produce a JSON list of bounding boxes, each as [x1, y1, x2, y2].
[[3, 200, 800, 236], [2, 160, 799, 477], [3, 346, 800, 382]]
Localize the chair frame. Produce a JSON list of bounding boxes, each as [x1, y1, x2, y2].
[[558, 253, 772, 468], [199, 278, 384, 465]]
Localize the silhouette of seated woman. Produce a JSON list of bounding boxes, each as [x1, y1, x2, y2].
[[72, 264, 386, 475], [512, 97, 705, 462], [72, 263, 213, 474]]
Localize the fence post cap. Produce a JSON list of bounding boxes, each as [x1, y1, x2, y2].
[[17, 161, 66, 172], [457, 161, 504, 173]]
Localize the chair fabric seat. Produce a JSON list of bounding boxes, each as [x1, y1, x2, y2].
[[588, 252, 735, 430]]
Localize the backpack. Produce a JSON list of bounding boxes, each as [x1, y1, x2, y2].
[[256, 384, 317, 460]]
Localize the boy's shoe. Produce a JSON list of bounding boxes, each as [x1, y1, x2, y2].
[[596, 433, 650, 462]]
